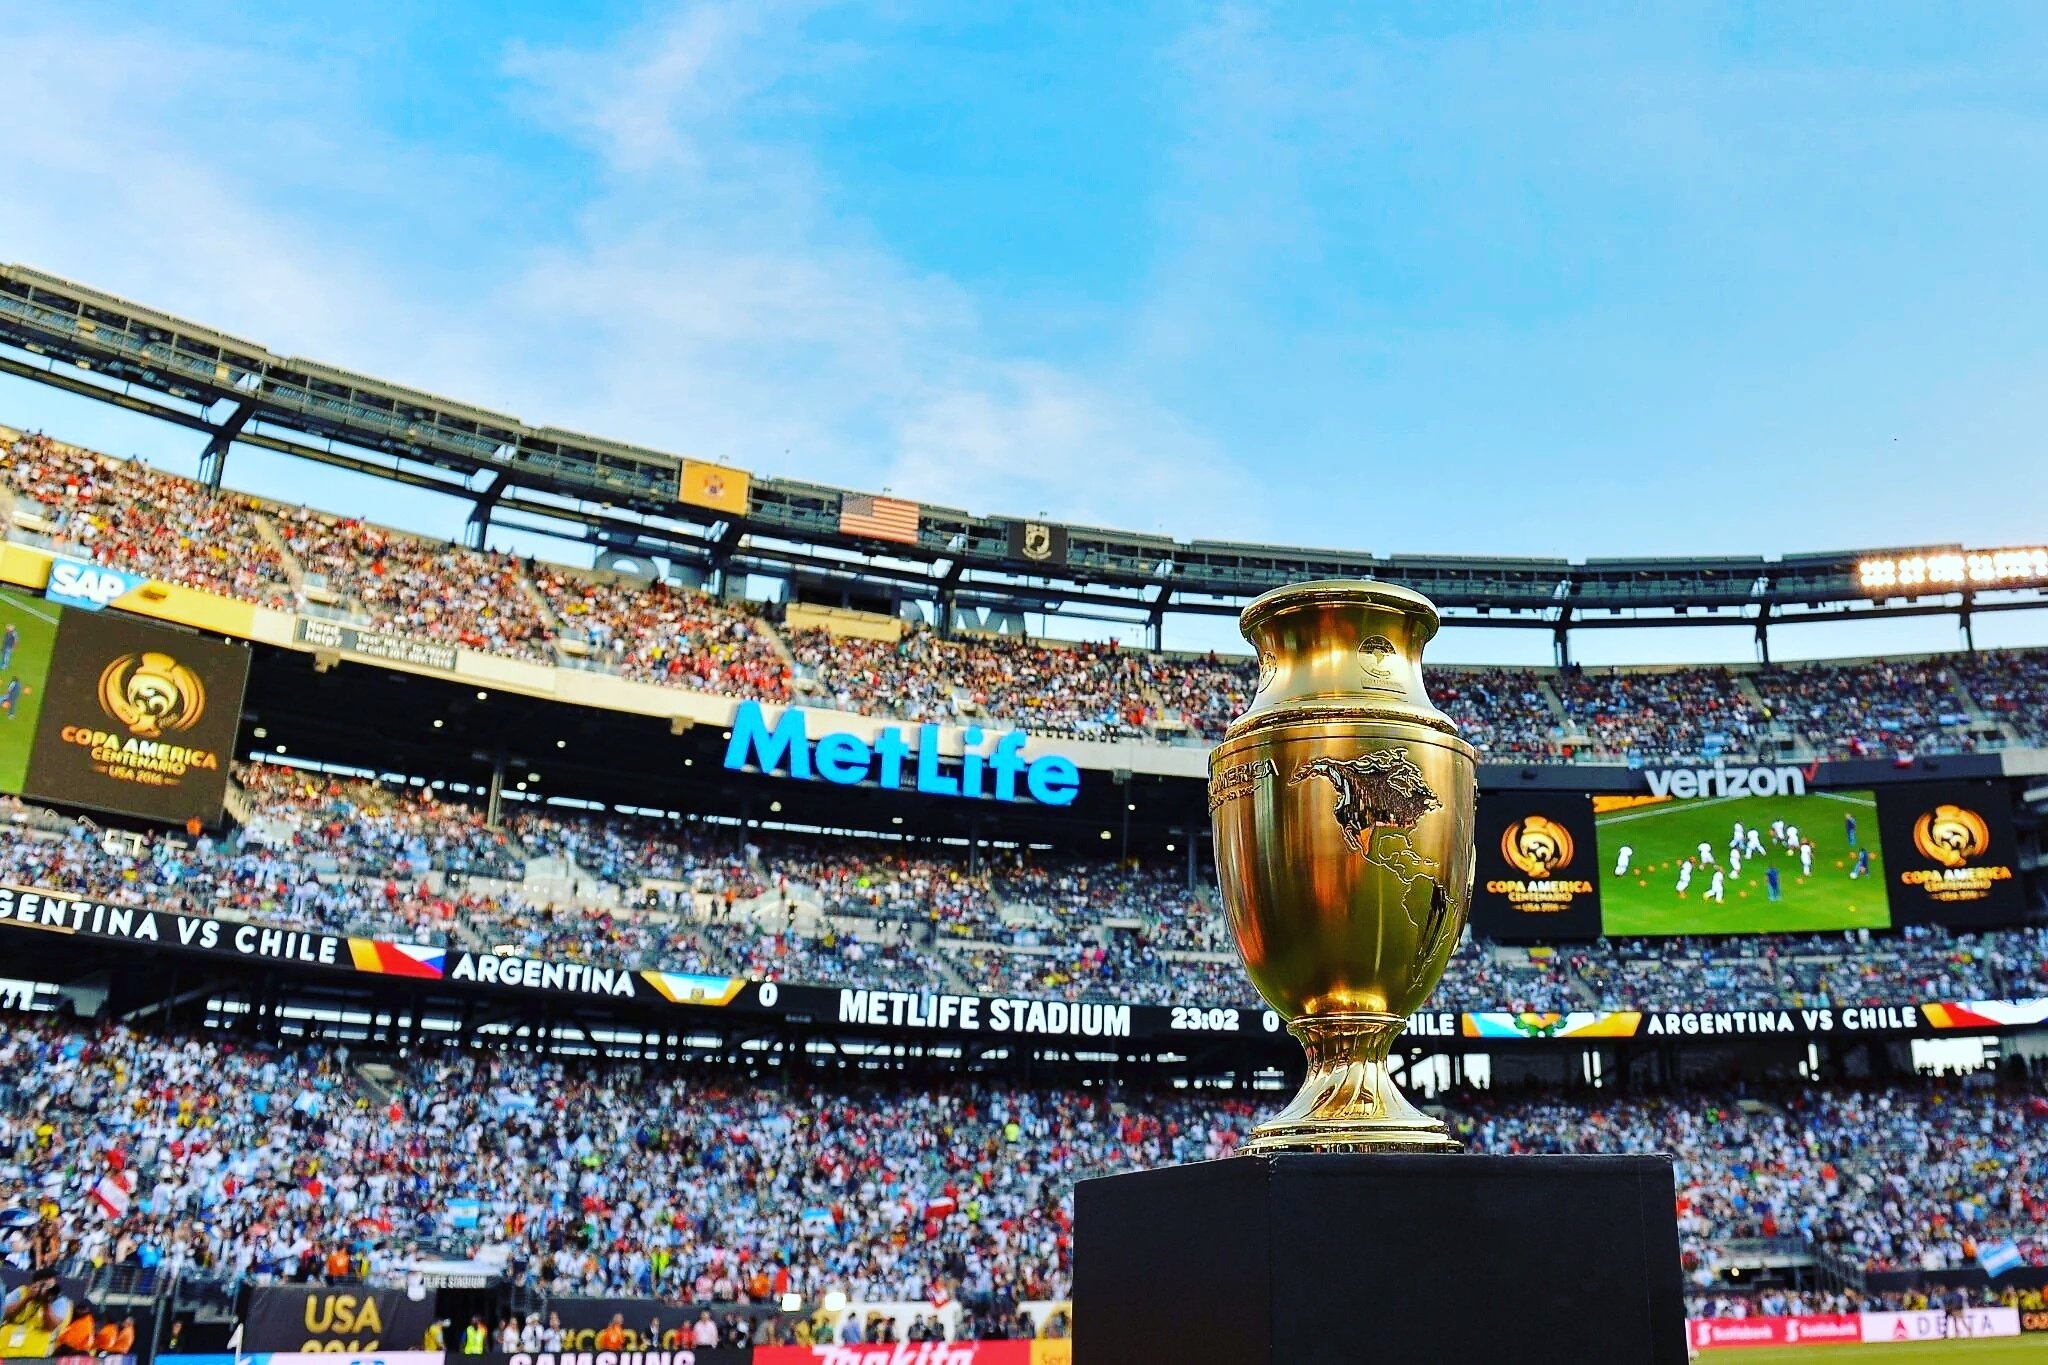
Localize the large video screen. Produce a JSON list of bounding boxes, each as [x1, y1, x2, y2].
[[1876, 780, 2024, 927], [1471, 793, 1603, 941], [0, 589, 62, 792], [0, 585, 249, 825], [1596, 788, 1890, 937]]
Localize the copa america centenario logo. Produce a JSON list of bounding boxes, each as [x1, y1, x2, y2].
[[1913, 803, 1991, 868], [97, 652, 207, 739], [1502, 815, 1574, 878]]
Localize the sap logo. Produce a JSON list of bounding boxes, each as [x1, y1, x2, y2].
[[47, 558, 143, 610], [1642, 761, 1811, 800]]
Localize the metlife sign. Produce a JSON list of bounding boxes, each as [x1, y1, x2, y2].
[[722, 701, 1080, 805]]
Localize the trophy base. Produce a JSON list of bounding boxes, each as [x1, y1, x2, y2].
[[1241, 1011, 1459, 1154], [1075, 1153, 1688, 1365]]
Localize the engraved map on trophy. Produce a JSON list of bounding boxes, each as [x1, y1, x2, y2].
[[1291, 749, 1460, 986]]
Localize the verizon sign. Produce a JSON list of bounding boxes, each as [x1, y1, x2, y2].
[[1643, 761, 1812, 799]]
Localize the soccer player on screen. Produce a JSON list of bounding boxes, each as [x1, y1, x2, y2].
[[1800, 841, 1814, 877], [0, 624, 14, 669], [1846, 813, 1858, 848], [1850, 848, 1872, 879], [1697, 841, 1715, 865], [1766, 866, 1781, 901], [1676, 860, 1693, 897], [1705, 869, 1725, 903], [0, 677, 19, 719], [1614, 845, 1633, 876], [1744, 827, 1764, 857]]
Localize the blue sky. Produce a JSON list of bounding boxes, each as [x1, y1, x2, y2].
[[1, 1, 2045, 662]]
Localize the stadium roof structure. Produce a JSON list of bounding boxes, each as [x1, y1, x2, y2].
[[3, 263, 2043, 660]]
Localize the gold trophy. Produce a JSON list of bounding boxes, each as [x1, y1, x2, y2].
[[1209, 580, 1477, 1153]]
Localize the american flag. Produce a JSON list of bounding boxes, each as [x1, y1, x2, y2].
[[839, 493, 922, 545]]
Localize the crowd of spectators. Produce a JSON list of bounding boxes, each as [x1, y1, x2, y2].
[[270, 509, 552, 660], [533, 569, 791, 698], [1464, 1079, 2048, 1282], [1556, 666, 1762, 764], [1432, 667, 1558, 760], [1572, 928, 2041, 1012], [1432, 940, 1587, 1014], [790, 629, 970, 726], [6, 1016, 2048, 1331], [0, 1018, 1260, 1323], [12, 422, 2048, 763], [3, 431, 296, 607], [1957, 649, 2048, 747], [1753, 658, 1977, 759], [1145, 654, 1253, 740]]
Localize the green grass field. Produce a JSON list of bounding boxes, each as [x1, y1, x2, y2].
[[0, 587, 61, 794], [1708, 1339, 2048, 1361], [1597, 790, 1888, 936]]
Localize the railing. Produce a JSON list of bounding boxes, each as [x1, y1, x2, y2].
[[1814, 1246, 1871, 1296]]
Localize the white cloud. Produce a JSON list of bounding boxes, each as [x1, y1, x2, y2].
[[491, 1, 1267, 531], [0, 2, 1269, 548]]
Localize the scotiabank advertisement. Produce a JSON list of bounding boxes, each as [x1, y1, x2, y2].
[[1689, 1316, 1860, 1349]]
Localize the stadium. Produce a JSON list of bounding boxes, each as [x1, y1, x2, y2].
[[0, 258, 2041, 1361]]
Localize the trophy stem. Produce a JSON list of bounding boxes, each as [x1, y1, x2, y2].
[[1240, 1012, 1460, 1155]]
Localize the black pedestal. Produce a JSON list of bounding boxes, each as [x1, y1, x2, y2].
[[1074, 1153, 1685, 1365]]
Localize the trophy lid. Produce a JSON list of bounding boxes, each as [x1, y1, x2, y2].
[[1238, 578, 1441, 646]]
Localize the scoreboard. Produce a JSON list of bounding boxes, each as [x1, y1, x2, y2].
[[0, 586, 249, 825]]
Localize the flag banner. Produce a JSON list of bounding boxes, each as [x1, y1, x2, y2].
[[679, 460, 751, 516], [1003, 521, 1069, 567], [838, 494, 921, 545], [90, 1171, 132, 1219], [1982, 1241, 2026, 1277]]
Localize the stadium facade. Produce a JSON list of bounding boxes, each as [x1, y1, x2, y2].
[[0, 265, 2047, 1356]]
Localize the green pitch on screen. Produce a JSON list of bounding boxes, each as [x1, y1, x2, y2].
[[1597, 790, 1888, 937], [0, 587, 61, 795]]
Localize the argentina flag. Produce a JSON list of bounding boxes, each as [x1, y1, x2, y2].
[[1979, 1240, 2025, 1278]]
